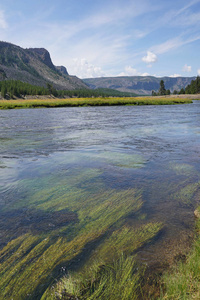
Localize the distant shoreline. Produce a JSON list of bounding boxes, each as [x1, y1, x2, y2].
[[0, 95, 197, 109]]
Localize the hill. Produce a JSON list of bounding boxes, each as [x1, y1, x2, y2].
[[0, 41, 88, 90], [83, 76, 196, 95]]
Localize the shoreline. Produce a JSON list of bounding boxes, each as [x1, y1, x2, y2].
[[160, 206, 200, 298], [0, 95, 195, 109]]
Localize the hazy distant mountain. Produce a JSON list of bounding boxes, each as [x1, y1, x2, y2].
[[83, 76, 196, 95], [0, 41, 88, 90]]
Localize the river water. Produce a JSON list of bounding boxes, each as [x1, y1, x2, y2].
[[0, 101, 200, 297]]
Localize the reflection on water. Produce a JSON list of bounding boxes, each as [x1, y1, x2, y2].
[[0, 102, 200, 298]]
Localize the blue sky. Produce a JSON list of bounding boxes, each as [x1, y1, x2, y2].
[[0, 0, 200, 78]]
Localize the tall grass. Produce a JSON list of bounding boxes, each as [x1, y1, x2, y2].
[[160, 207, 200, 299], [53, 254, 142, 300], [0, 97, 193, 109]]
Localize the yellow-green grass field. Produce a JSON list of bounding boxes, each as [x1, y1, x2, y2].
[[0, 96, 194, 109]]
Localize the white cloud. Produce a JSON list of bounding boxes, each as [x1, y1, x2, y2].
[[169, 74, 182, 77], [0, 10, 7, 29], [151, 37, 182, 55], [197, 69, 200, 75], [142, 51, 157, 64], [118, 66, 149, 76], [70, 58, 105, 78], [151, 35, 200, 55], [182, 64, 192, 72]]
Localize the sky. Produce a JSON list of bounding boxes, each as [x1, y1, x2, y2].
[[0, 0, 200, 78]]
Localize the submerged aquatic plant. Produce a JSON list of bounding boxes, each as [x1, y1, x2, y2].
[[169, 163, 195, 176], [92, 151, 146, 169], [0, 175, 163, 299], [89, 223, 163, 262], [172, 181, 200, 207], [0, 179, 152, 299]]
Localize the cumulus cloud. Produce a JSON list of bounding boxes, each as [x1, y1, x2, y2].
[[118, 66, 149, 76], [198, 69, 200, 75], [70, 58, 105, 78], [182, 64, 192, 72], [0, 10, 7, 29], [142, 51, 157, 64]]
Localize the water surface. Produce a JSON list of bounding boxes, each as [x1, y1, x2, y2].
[[0, 101, 200, 298]]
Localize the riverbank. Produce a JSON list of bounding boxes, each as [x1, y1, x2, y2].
[[160, 206, 200, 299], [0, 95, 194, 109], [52, 205, 200, 299]]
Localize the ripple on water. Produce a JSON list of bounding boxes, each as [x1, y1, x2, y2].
[[0, 103, 200, 298]]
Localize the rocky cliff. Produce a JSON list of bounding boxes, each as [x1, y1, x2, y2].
[[0, 41, 88, 90]]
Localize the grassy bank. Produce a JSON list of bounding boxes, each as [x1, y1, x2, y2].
[[0, 96, 193, 109], [160, 207, 200, 299]]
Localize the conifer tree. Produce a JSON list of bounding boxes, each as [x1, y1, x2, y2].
[[159, 80, 166, 95]]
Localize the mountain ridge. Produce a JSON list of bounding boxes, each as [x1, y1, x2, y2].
[[0, 41, 88, 90], [83, 75, 196, 95]]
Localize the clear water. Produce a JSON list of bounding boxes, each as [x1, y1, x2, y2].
[[0, 101, 200, 296]]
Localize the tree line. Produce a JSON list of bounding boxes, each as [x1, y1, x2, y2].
[[0, 80, 137, 99], [184, 76, 200, 94], [0, 80, 49, 98]]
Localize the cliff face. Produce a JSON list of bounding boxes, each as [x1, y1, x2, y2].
[[83, 76, 196, 95], [56, 66, 69, 76], [0, 41, 88, 90]]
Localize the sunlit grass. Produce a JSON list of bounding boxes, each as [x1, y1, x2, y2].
[[52, 254, 142, 300], [160, 210, 200, 300], [0, 96, 193, 109]]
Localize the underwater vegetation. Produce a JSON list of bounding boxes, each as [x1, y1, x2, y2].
[[169, 163, 195, 176], [1, 157, 200, 299], [1, 100, 200, 300], [0, 164, 163, 299], [90, 151, 146, 169]]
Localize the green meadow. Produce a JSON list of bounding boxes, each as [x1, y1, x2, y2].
[[0, 96, 193, 109]]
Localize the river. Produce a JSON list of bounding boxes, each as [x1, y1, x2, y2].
[[0, 101, 200, 298]]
